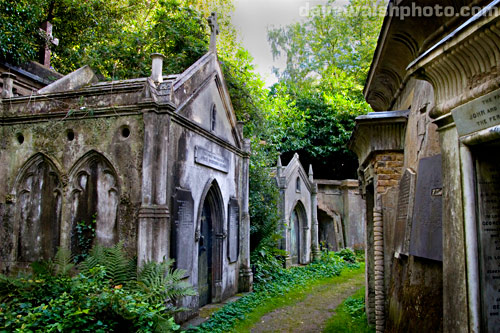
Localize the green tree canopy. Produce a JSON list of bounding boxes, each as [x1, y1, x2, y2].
[[0, 0, 284, 252], [267, 0, 385, 179]]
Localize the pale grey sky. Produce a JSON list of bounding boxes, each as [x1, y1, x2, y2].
[[230, 0, 348, 86]]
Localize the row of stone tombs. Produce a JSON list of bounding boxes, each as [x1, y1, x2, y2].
[[284, 196, 346, 266], [2, 151, 350, 305], [0, 151, 241, 279]]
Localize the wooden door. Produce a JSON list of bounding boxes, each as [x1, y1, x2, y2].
[[198, 202, 213, 307]]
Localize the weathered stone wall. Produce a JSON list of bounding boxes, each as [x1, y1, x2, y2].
[[0, 113, 144, 273], [382, 79, 444, 332], [316, 180, 366, 250]]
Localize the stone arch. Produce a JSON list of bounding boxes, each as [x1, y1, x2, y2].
[[13, 153, 62, 264], [68, 151, 119, 259], [196, 178, 225, 306], [289, 200, 307, 265], [318, 208, 337, 252]]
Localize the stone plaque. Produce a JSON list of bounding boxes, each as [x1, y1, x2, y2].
[[452, 88, 500, 137], [409, 155, 443, 261], [476, 148, 500, 331], [394, 169, 416, 256], [172, 188, 194, 276], [227, 198, 240, 263], [194, 146, 229, 173]]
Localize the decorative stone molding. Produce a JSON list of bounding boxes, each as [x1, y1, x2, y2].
[[349, 110, 409, 168], [409, 13, 500, 117]]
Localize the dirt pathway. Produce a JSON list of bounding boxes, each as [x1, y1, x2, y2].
[[249, 270, 365, 333]]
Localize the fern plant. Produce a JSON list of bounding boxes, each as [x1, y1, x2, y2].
[[1, 243, 195, 332], [80, 242, 136, 287], [137, 259, 196, 314]]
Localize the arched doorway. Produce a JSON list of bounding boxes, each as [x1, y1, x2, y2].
[[197, 180, 224, 307], [289, 201, 306, 265], [290, 209, 300, 264]]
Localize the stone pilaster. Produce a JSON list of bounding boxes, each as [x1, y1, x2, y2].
[[310, 183, 320, 260], [239, 138, 253, 292], [138, 111, 170, 266]]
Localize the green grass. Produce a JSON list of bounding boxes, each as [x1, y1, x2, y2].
[[232, 264, 365, 333], [323, 286, 375, 333], [189, 251, 363, 333]]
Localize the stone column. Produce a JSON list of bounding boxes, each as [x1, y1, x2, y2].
[[373, 209, 385, 333], [277, 157, 290, 267], [239, 138, 253, 292], [310, 166, 320, 260]]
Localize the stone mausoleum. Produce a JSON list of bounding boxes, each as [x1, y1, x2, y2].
[[275, 154, 365, 267], [350, 0, 500, 332], [0, 16, 252, 317]]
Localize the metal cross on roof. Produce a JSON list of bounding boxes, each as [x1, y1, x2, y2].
[[207, 12, 219, 52], [39, 21, 59, 68]]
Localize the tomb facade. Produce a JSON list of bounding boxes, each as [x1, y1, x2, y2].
[[0, 27, 251, 318]]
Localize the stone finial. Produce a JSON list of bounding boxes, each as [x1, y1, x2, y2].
[[150, 53, 165, 83], [1, 72, 16, 98], [277, 155, 282, 167], [207, 12, 219, 52], [308, 164, 314, 181]]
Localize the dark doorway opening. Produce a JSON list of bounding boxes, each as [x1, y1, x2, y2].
[[197, 181, 224, 307]]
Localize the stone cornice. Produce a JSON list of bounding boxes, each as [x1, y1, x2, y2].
[[409, 10, 500, 118], [349, 110, 409, 167], [364, 0, 488, 111], [0, 100, 247, 158]]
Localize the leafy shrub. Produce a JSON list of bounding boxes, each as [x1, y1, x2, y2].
[[355, 249, 365, 262], [250, 246, 286, 284], [344, 295, 365, 318], [336, 248, 357, 263], [0, 244, 195, 332]]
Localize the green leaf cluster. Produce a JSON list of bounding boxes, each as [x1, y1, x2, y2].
[[0, 244, 195, 332], [0, 0, 46, 64], [267, 0, 386, 179]]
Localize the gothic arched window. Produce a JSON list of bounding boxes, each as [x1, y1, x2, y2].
[[210, 104, 217, 132]]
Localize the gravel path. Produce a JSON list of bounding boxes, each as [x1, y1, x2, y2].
[[249, 270, 365, 333]]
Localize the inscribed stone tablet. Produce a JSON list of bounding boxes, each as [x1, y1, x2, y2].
[[394, 169, 416, 256], [452, 88, 500, 137], [409, 155, 443, 261], [172, 188, 194, 276], [194, 146, 229, 173], [475, 147, 500, 331], [227, 198, 240, 263]]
